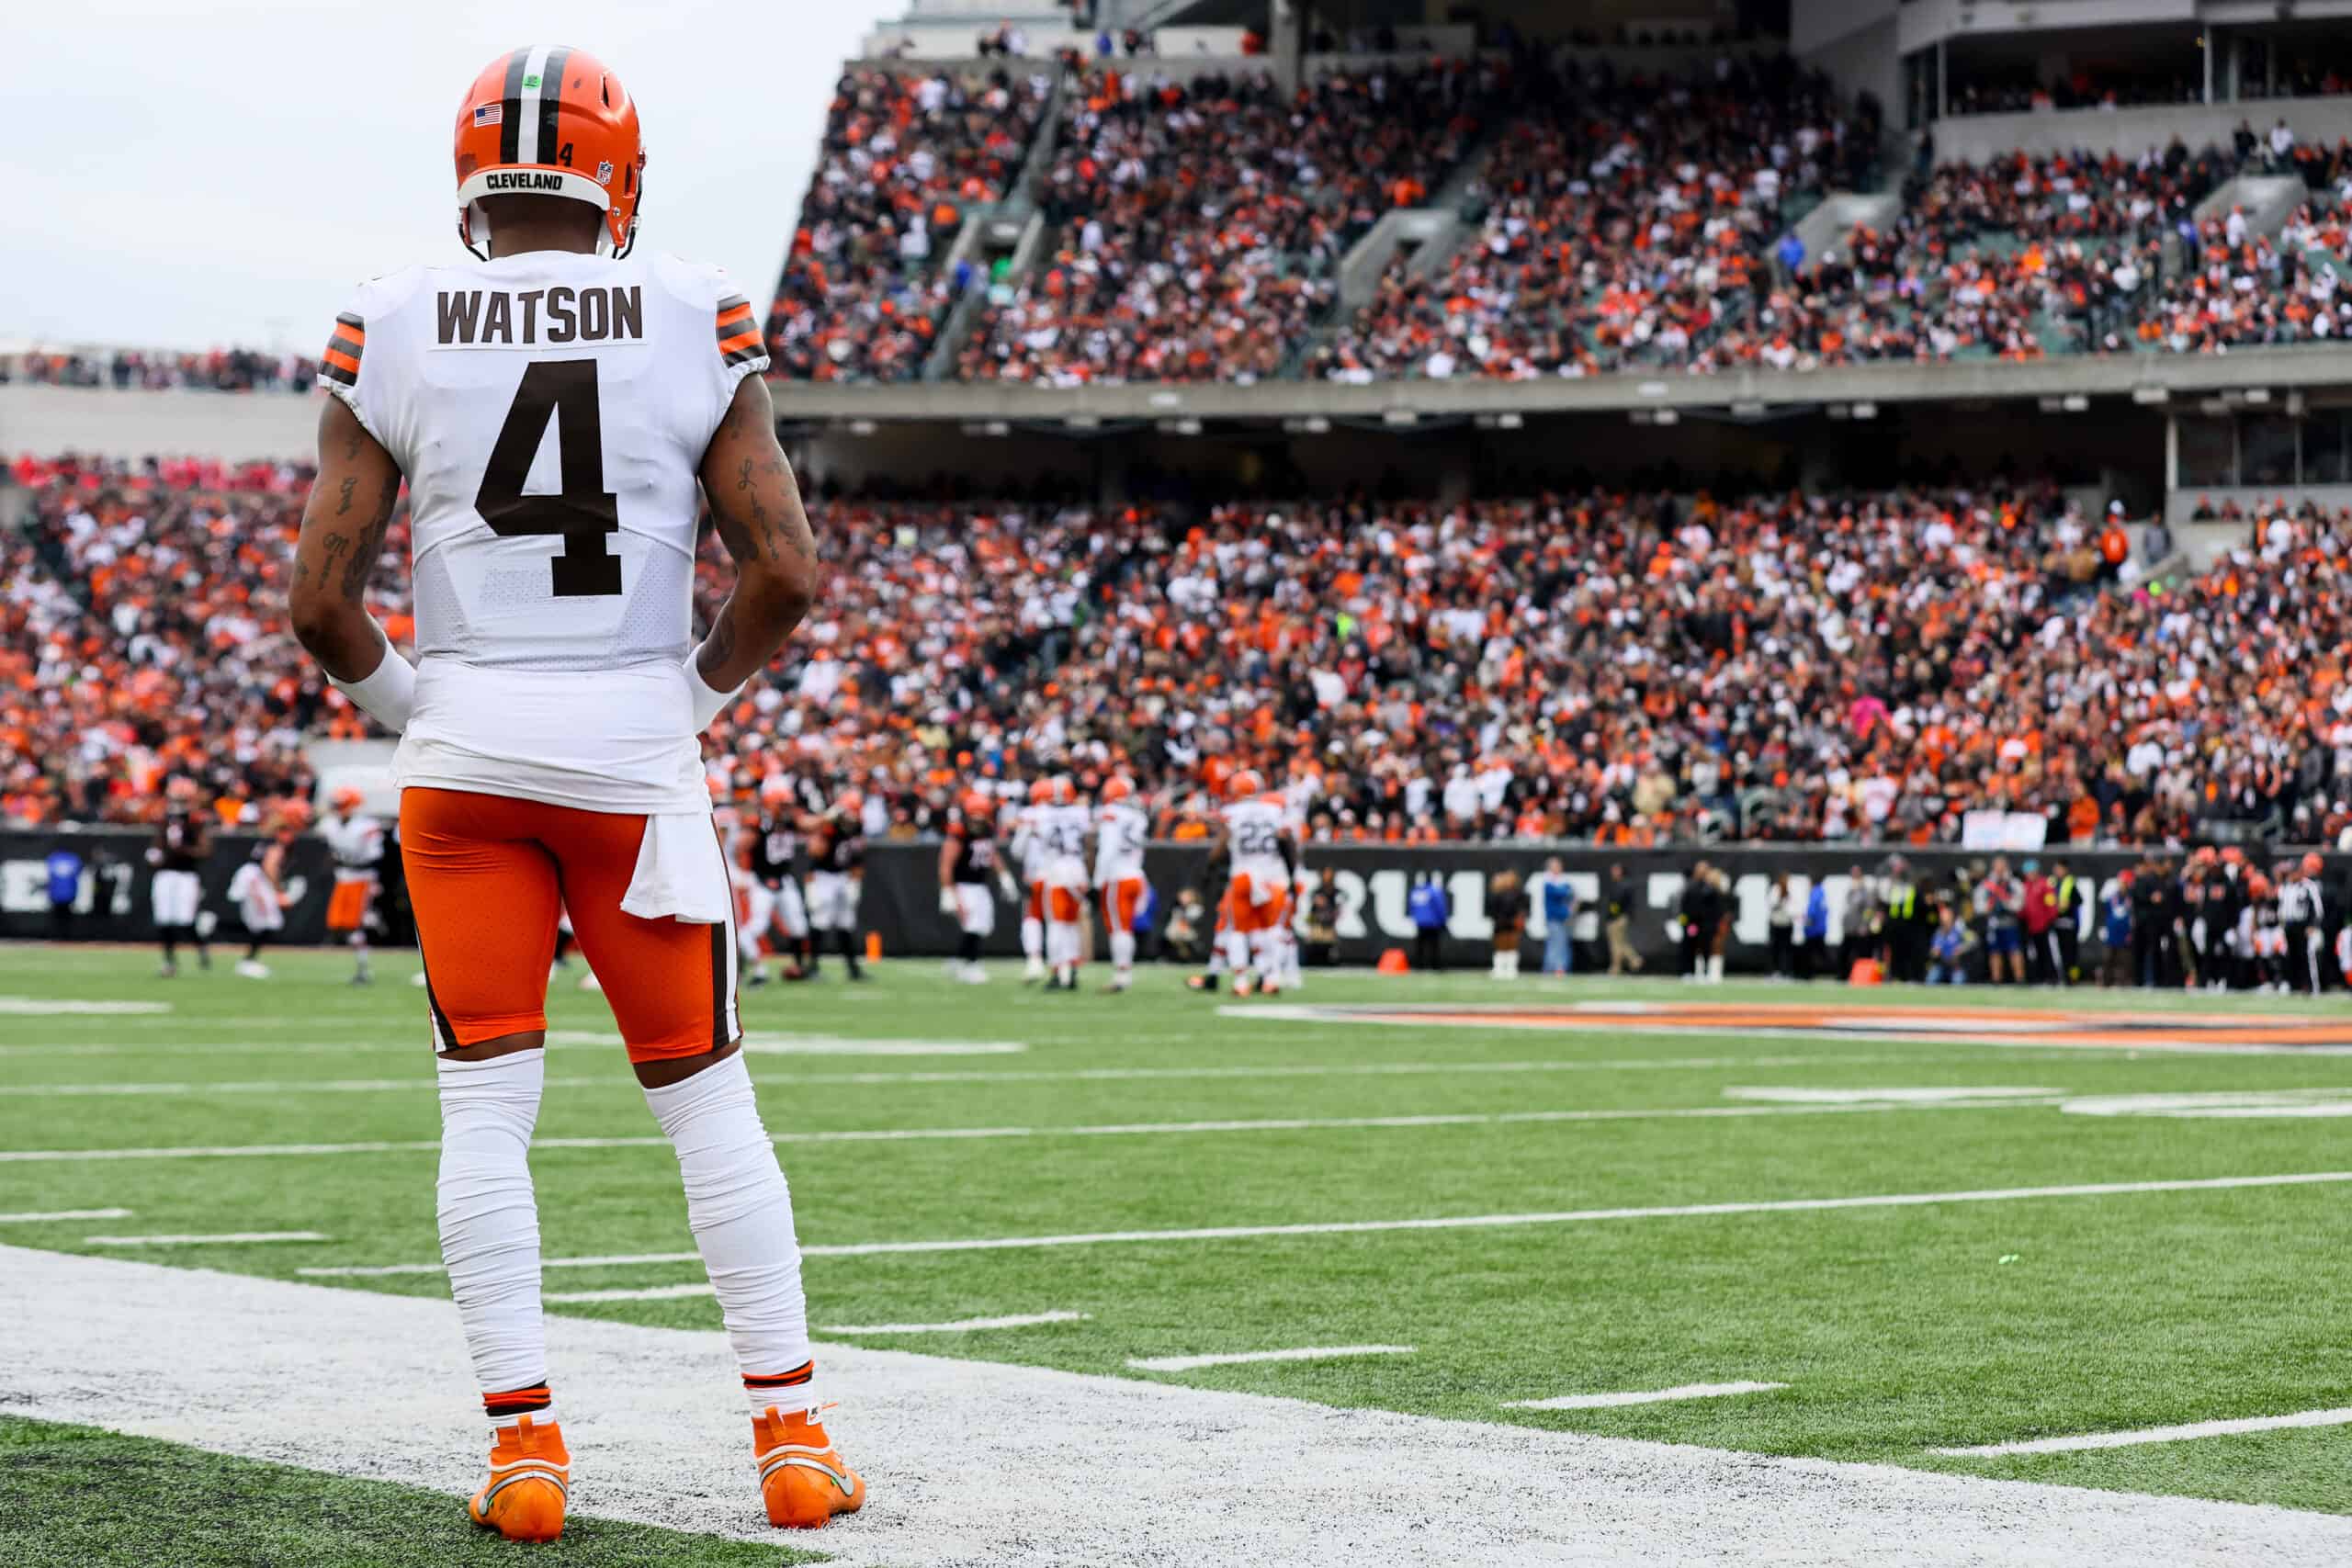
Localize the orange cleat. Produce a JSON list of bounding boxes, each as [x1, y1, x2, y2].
[[754, 1406, 865, 1529], [469, 1415, 569, 1542]]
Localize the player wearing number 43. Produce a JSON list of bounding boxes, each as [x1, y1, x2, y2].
[[286, 43, 859, 1544]]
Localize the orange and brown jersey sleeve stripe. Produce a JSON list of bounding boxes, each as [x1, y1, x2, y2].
[[321, 313, 366, 387], [716, 295, 763, 369]]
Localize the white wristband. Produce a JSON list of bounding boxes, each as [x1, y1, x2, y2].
[[329, 646, 417, 733], [685, 642, 738, 731]]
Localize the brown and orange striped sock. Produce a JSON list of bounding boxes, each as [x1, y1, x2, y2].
[[483, 1382, 556, 1430], [743, 1360, 815, 1417]]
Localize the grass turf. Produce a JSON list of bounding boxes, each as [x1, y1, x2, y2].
[[3, 943, 2351, 1519], [0, 1416, 816, 1567]]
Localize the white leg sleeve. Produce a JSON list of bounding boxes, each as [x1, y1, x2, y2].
[[1047, 919, 1081, 968], [1020, 915, 1043, 960], [641, 1054, 815, 1414], [1110, 930, 1136, 974], [436, 1050, 548, 1405], [1250, 928, 1280, 979], [1222, 926, 1252, 974]]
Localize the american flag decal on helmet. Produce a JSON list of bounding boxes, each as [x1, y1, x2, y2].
[[473, 103, 503, 127], [320, 313, 365, 387]]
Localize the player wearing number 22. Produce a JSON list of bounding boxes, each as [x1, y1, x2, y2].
[[287, 44, 860, 1544]]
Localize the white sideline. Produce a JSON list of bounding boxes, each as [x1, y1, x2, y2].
[[6, 1246, 2349, 1567], [0, 1094, 2063, 1165], [84, 1231, 327, 1247], [1506, 1382, 1789, 1411], [0, 1207, 130, 1224], [1128, 1345, 1415, 1373], [297, 1168, 2352, 1278], [1932, 1408, 2352, 1456], [825, 1311, 1091, 1336]]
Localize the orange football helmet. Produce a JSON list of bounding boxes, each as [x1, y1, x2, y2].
[[1100, 777, 1134, 805], [454, 45, 646, 259], [1049, 776, 1078, 807], [1227, 769, 1263, 802], [2303, 852, 2325, 877], [331, 786, 364, 815], [961, 788, 995, 819], [1028, 779, 1054, 806]]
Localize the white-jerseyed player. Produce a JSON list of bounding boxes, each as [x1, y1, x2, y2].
[[286, 43, 854, 1542], [1011, 776, 1053, 983], [1038, 776, 1092, 990], [1093, 777, 1150, 991], [1214, 770, 1296, 997], [319, 786, 386, 984]]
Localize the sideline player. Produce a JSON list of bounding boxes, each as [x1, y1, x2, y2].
[[804, 794, 865, 980], [939, 787, 1014, 982], [320, 786, 387, 984], [1093, 777, 1149, 991], [227, 808, 300, 978], [149, 777, 213, 976], [286, 46, 854, 1542], [749, 774, 814, 982]]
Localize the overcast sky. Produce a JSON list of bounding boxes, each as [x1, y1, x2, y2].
[[5, 0, 901, 352]]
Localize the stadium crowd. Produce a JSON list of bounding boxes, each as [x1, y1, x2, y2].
[[766, 64, 1056, 383], [14, 457, 2352, 864], [4, 347, 322, 393], [956, 60, 1494, 385]]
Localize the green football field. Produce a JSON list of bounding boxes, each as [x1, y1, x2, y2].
[[5, 942, 2352, 1563]]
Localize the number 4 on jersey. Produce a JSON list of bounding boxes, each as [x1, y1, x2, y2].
[[475, 358, 622, 596]]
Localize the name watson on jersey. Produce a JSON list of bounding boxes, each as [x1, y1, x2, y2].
[[437, 286, 643, 345]]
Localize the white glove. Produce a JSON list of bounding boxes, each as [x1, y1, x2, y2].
[[938, 886, 959, 917]]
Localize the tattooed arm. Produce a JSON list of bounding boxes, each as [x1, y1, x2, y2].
[[290, 397, 413, 726], [693, 375, 820, 696]]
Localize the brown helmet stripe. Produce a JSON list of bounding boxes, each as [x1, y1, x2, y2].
[[496, 48, 527, 164]]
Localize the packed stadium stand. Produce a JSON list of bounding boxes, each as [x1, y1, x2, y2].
[[11, 0, 2352, 986]]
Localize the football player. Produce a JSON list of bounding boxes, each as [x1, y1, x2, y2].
[[227, 806, 302, 978], [148, 776, 213, 976], [319, 786, 386, 984], [1011, 775, 1054, 983], [1213, 770, 1295, 997], [286, 47, 855, 1542], [1038, 775, 1091, 990], [749, 773, 814, 983], [1092, 777, 1149, 992], [939, 787, 1015, 982], [804, 794, 865, 981]]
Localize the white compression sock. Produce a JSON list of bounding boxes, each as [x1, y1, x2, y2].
[[1110, 929, 1136, 978], [641, 1053, 815, 1415], [436, 1050, 548, 1417], [1222, 927, 1252, 977], [1250, 929, 1281, 984], [1021, 915, 1043, 962]]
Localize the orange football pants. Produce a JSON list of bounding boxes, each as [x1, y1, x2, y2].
[[400, 787, 736, 1063]]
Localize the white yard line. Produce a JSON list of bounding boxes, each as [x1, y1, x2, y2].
[[0, 997, 170, 1015], [1724, 1087, 2059, 1104], [824, 1311, 1091, 1336], [544, 1282, 714, 1303], [1128, 1345, 1415, 1373], [0, 1207, 130, 1224], [1933, 1408, 2352, 1457], [297, 1169, 2352, 1279], [6, 1246, 2347, 1567], [84, 1231, 327, 1247], [1505, 1382, 1788, 1411], [0, 1095, 2064, 1167]]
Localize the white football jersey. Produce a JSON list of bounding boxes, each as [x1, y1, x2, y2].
[[1015, 803, 1051, 880], [319, 813, 386, 881], [1094, 801, 1148, 886], [1039, 802, 1091, 886], [324, 249, 768, 814], [1223, 796, 1289, 886]]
